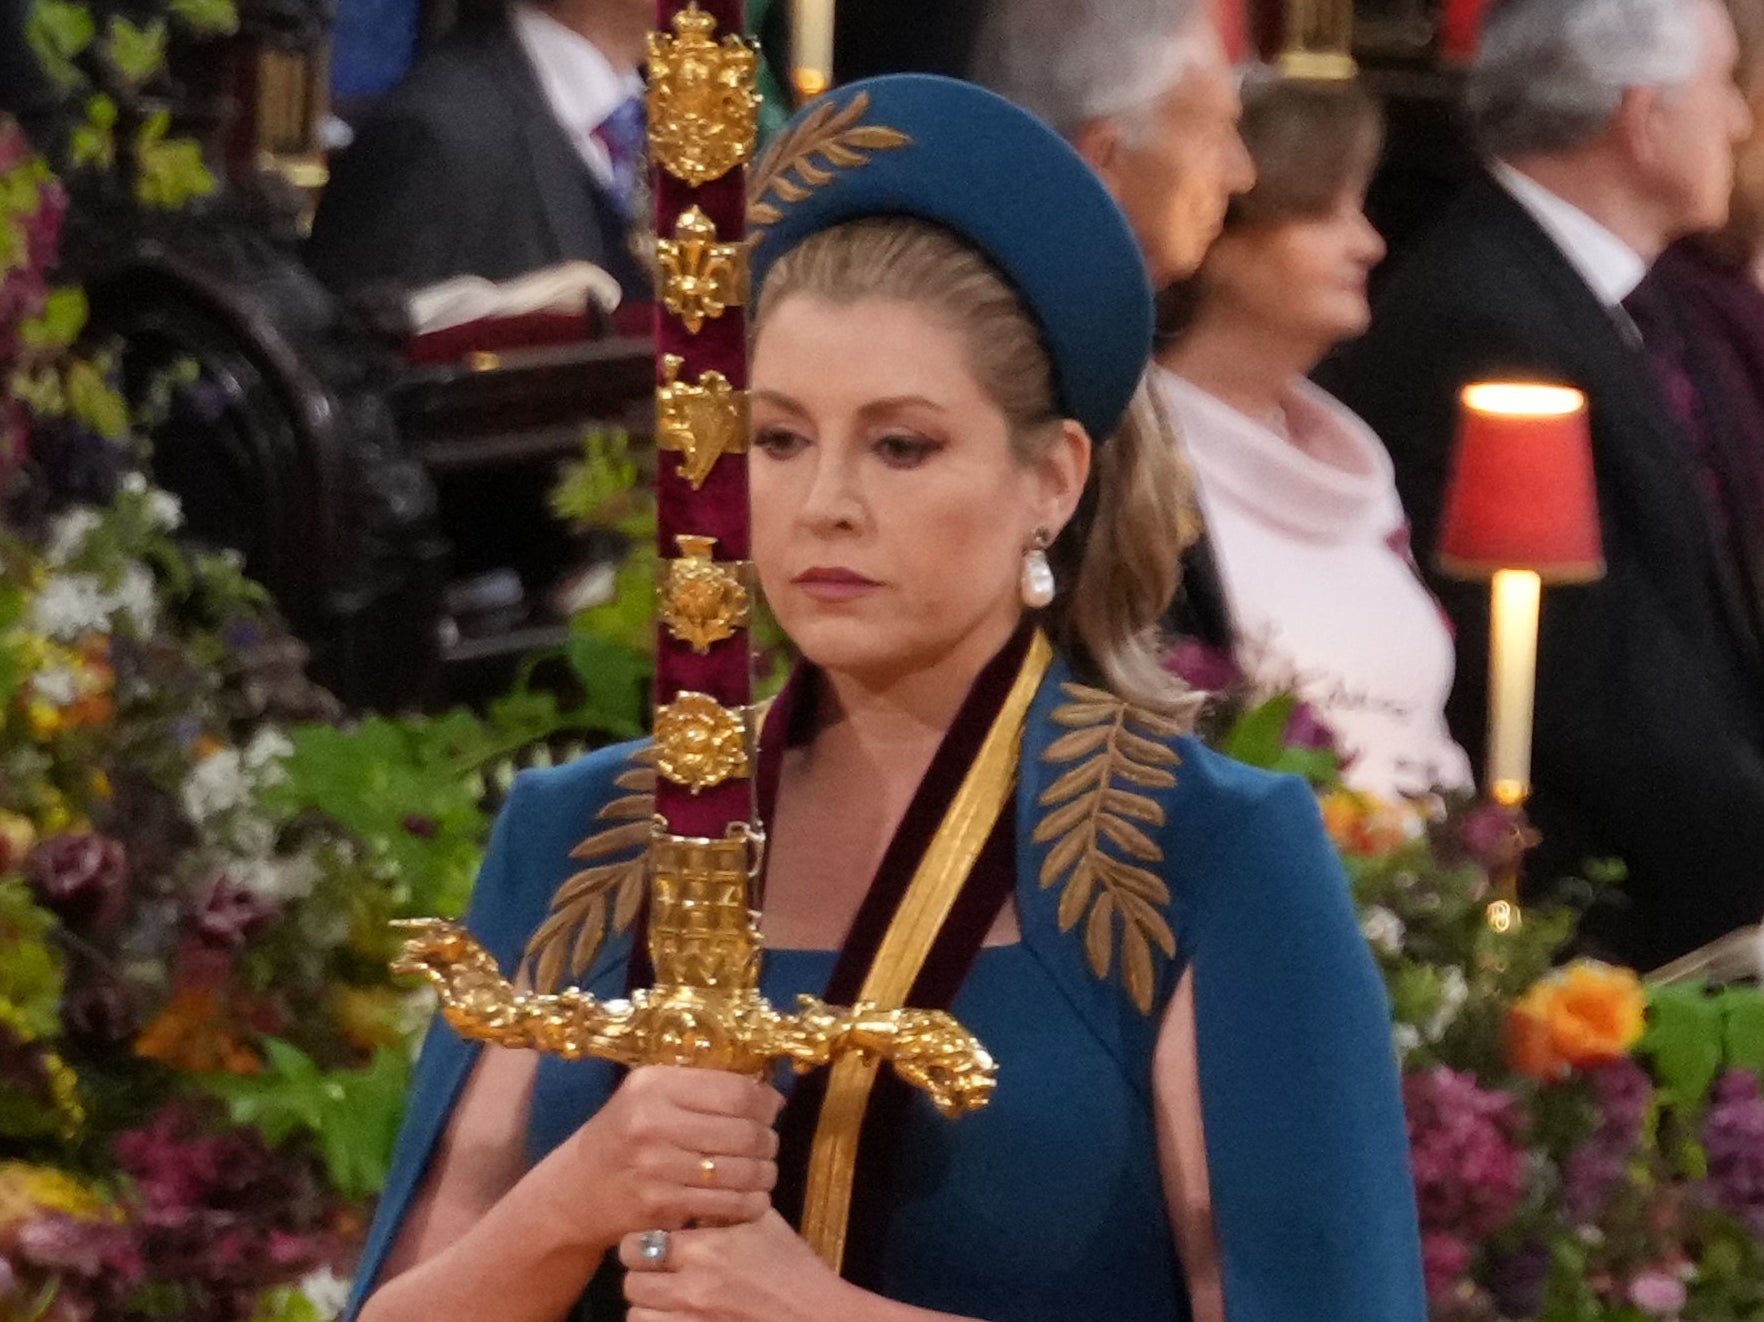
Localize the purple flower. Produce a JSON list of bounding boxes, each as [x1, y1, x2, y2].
[[1404, 1067, 1529, 1240], [1282, 700, 1338, 753], [1562, 1060, 1652, 1224], [188, 868, 278, 946], [27, 833, 129, 931], [1487, 1239, 1550, 1320], [1164, 639, 1241, 692], [14, 1214, 140, 1283], [1703, 1069, 1764, 1236]]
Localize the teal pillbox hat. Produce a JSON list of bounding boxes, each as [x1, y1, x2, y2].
[[749, 74, 1155, 443]]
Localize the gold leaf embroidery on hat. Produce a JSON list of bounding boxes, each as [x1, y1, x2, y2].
[[1034, 683, 1182, 1014], [747, 91, 912, 232]]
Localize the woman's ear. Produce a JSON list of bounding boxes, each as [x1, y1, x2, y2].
[[1071, 116, 1127, 196], [1036, 420, 1093, 537]]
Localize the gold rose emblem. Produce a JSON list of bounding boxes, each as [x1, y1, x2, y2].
[[654, 691, 751, 793]]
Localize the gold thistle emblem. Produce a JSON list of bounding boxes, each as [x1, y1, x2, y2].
[[654, 691, 751, 793], [659, 534, 751, 654], [657, 353, 749, 489], [646, 5, 760, 188], [657, 207, 748, 334]]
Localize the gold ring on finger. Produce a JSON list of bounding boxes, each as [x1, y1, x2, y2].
[[698, 1155, 718, 1187]]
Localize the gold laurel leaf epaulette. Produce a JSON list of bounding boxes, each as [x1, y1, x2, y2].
[[1033, 683, 1184, 1013], [521, 749, 656, 993], [747, 90, 912, 232]]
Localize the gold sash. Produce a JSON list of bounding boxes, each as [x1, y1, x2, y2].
[[798, 631, 1053, 1269]]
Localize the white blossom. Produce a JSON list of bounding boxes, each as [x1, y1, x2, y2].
[[1360, 905, 1406, 955], [1424, 966, 1470, 1043], [181, 748, 249, 823], [112, 563, 158, 635], [30, 574, 112, 639], [229, 853, 319, 904], [243, 727, 294, 779], [45, 509, 102, 565], [144, 489, 183, 531], [1392, 1023, 1422, 1061], [298, 1266, 352, 1320], [30, 665, 81, 706], [121, 473, 147, 495]]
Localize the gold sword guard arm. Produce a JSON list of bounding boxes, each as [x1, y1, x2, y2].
[[393, 919, 996, 1119]]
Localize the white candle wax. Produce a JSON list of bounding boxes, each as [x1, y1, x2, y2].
[[1486, 568, 1542, 807]]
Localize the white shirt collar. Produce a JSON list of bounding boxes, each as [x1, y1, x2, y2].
[[1490, 159, 1648, 309], [510, 1, 643, 184]]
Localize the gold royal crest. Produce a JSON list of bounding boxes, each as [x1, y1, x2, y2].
[[647, 5, 760, 188], [660, 534, 752, 653]]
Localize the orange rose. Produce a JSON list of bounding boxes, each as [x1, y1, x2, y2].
[[1507, 960, 1646, 1081]]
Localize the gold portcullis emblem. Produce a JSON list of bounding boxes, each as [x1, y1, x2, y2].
[[658, 206, 749, 334], [659, 534, 752, 654], [647, 4, 760, 188], [657, 353, 750, 489], [654, 691, 751, 793]]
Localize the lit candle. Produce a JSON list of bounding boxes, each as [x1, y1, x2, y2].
[[1486, 567, 1541, 807], [793, 0, 834, 103]]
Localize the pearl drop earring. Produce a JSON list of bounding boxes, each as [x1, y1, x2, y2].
[[1020, 528, 1055, 608]]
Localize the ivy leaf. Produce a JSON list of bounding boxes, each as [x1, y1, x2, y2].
[[106, 16, 166, 85], [168, 0, 239, 35], [26, 0, 97, 89], [134, 112, 216, 209], [20, 288, 88, 351], [1640, 982, 1725, 1104], [71, 95, 117, 169]]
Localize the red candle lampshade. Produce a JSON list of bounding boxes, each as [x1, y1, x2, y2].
[[1437, 383, 1605, 583]]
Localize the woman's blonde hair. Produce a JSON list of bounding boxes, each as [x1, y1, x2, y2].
[[754, 216, 1201, 721]]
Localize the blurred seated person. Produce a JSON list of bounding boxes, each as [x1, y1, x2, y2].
[[1624, 0, 1764, 636], [306, 0, 650, 302], [1158, 76, 1473, 797]]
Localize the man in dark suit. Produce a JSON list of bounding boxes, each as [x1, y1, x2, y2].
[[1321, 0, 1761, 969], [305, 0, 650, 300]]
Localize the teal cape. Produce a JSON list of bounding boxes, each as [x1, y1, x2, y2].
[[346, 653, 1426, 1321]]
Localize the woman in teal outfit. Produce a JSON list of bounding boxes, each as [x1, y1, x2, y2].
[[349, 75, 1426, 1322]]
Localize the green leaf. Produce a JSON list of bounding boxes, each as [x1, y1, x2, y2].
[[1720, 986, 1764, 1075], [1640, 982, 1725, 1104], [168, 0, 240, 35], [134, 115, 216, 209], [26, 0, 97, 88], [1218, 693, 1298, 771], [564, 628, 649, 740], [106, 16, 166, 84], [71, 95, 117, 168], [64, 358, 129, 439], [0, 878, 67, 1040], [20, 288, 88, 351]]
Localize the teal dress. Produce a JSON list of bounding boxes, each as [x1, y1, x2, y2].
[[347, 653, 1426, 1321]]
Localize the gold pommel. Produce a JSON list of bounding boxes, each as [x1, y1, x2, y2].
[[647, 3, 760, 187]]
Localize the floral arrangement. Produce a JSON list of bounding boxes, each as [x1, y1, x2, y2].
[[1171, 641, 1764, 1322]]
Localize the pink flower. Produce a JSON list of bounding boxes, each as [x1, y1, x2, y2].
[[1404, 1067, 1529, 1240], [1627, 1270, 1688, 1316], [27, 833, 129, 930], [1421, 1232, 1473, 1303]]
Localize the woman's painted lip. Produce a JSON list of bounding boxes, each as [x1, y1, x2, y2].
[[792, 567, 881, 600]]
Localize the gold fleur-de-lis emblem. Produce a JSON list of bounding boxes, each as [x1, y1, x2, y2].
[[657, 353, 749, 489], [646, 4, 760, 188], [659, 534, 752, 654], [657, 207, 748, 334], [654, 691, 751, 793]]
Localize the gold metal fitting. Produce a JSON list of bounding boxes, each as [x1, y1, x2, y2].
[[646, 4, 760, 187], [658, 206, 749, 334], [653, 691, 752, 793], [648, 822, 765, 989], [659, 534, 753, 654], [657, 354, 750, 489]]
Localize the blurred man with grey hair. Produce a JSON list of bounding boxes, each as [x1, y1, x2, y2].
[[1321, 0, 1762, 970], [972, 0, 1255, 286]]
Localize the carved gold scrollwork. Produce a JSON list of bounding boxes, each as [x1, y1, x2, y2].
[[654, 691, 751, 793], [659, 534, 752, 654], [657, 354, 750, 489], [657, 207, 748, 334], [646, 4, 760, 188]]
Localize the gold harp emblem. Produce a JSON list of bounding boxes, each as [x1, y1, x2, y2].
[[659, 534, 752, 654], [654, 691, 751, 793], [657, 207, 749, 334], [657, 353, 750, 489], [646, 4, 760, 188]]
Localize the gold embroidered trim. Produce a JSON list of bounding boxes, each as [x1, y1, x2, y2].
[[747, 91, 912, 231], [1033, 683, 1182, 1013], [520, 750, 655, 993]]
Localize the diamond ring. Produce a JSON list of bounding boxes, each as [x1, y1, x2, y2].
[[637, 1229, 670, 1267]]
